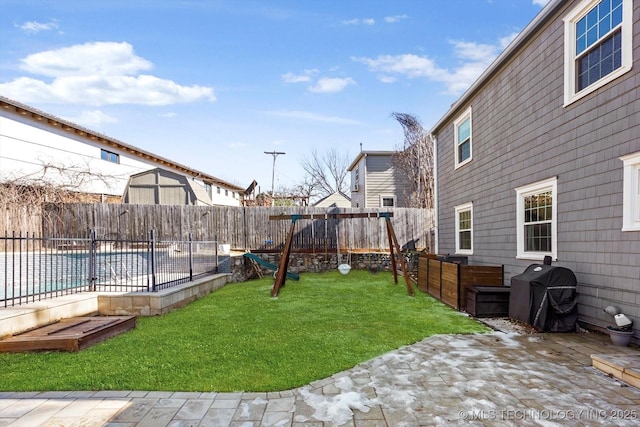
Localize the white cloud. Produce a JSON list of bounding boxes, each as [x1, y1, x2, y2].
[[353, 35, 513, 95], [281, 69, 318, 83], [16, 20, 59, 33], [0, 41, 216, 106], [20, 41, 152, 77], [264, 110, 361, 125], [159, 112, 177, 118], [384, 15, 408, 23], [532, 0, 551, 6], [308, 77, 355, 93], [63, 110, 117, 126], [342, 18, 375, 26]]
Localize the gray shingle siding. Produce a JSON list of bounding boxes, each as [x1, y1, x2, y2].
[[434, 0, 640, 332]]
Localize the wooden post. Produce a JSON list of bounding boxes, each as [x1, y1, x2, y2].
[[384, 215, 415, 296], [270, 215, 300, 297]]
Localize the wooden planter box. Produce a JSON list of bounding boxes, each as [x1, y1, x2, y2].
[[466, 286, 511, 318], [417, 254, 504, 310]]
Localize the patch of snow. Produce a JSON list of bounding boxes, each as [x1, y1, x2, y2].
[[495, 332, 522, 347], [299, 387, 374, 426]]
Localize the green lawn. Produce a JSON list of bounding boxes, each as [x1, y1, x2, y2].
[[0, 270, 489, 392]]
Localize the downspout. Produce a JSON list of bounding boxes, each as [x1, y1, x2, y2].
[[429, 133, 439, 254]]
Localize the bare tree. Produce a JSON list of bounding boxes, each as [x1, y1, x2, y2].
[[391, 113, 434, 210], [1, 160, 124, 233], [300, 147, 350, 198]]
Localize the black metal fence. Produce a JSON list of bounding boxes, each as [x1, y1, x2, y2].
[[1, 230, 220, 307]]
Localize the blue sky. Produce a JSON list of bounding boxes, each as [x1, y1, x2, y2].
[[0, 0, 550, 193]]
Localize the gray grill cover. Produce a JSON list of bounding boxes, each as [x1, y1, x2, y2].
[[509, 264, 578, 332]]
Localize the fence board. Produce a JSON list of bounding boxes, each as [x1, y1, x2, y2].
[[29, 204, 433, 252]]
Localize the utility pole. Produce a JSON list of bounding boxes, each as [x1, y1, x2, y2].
[[264, 151, 286, 206]]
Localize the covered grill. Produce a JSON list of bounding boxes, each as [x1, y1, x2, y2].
[[509, 264, 578, 332]]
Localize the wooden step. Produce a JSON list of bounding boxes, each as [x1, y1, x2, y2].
[[0, 316, 136, 352]]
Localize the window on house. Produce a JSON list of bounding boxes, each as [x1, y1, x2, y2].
[[564, 0, 632, 105], [621, 152, 640, 231], [381, 196, 395, 207], [455, 203, 473, 254], [353, 167, 360, 191], [454, 108, 472, 168], [225, 189, 228, 196], [217, 186, 221, 194], [516, 178, 557, 260], [204, 183, 212, 198], [100, 149, 119, 164]]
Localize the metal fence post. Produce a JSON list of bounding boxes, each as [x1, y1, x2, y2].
[[150, 229, 157, 292], [188, 232, 193, 281], [215, 234, 218, 273], [89, 228, 97, 291]]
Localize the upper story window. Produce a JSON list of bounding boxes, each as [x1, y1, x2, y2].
[[100, 149, 119, 164], [204, 183, 212, 198], [217, 186, 221, 194], [516, 177, 557, 261], [453, 107, 472, 169], [564, 0, 632, 105], [621, 152, 640, 232], [455, 202, 473, 255]]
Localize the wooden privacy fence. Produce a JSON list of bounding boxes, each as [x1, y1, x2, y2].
[[39, 204, 433, 252], [417, 254, 504, 310]]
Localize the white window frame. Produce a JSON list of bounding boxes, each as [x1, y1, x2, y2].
[[563, 0, 633, 106], [515, 177, 558, 261], [454, 202, 473, 255], [621, 152, 640, 232], [380, 195, 396, 207], [453, 107, 472, 169]]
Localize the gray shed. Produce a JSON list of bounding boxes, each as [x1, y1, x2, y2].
[[123, 168, 213, 206]]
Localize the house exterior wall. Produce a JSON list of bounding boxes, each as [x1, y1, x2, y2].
[[0, 101, 242, 206], [433, 0, 640, 332], [0, 112, 147, 196], [348, 152, 412, 208], [350, 156, 366, 208]]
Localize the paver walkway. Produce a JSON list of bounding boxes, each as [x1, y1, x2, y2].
[[1, 331, 639, 426]]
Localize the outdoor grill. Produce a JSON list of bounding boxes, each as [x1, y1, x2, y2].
[[509, 264, 578, 332]]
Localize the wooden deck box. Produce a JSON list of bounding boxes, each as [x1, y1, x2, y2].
[[466, 286, 511, 318], [417, 254, 504, 310]]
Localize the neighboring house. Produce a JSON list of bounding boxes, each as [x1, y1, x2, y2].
[[313, 191, 351, 208], [430, 0, 639, 337], [123, 168, 213, 206], [0, 96, 244, 206], [347, 151, 411, 208]]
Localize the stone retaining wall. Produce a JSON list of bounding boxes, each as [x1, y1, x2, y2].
[[229, 252, 419, 282]]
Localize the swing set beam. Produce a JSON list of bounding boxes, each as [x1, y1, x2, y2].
[[268, 212, 414, 297]]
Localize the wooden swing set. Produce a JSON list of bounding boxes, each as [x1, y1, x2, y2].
[[268, 212, 414, 297]]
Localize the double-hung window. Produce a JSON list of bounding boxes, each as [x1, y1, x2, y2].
[[516, 178, 557, 260], [455, 203, 473, 254], [621, 152, 640, 232], [454, 108, 472, 168], [564, 0, 632, 105]]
